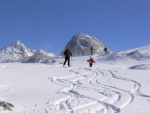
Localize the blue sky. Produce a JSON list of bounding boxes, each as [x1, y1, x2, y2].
[[0, 0, 150, 55]]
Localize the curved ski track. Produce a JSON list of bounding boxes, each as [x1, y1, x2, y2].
[[48, 65, 150, 113]]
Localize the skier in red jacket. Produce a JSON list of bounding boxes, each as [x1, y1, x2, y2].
[[87, 57, 95, 67]]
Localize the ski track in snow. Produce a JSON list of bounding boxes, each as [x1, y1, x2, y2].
[[46, 64, 150, 113]]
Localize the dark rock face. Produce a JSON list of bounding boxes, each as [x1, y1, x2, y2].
[[61, 33, 110, 56]]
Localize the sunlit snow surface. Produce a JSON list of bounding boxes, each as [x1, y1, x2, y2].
[[0, 45, 150, 113]]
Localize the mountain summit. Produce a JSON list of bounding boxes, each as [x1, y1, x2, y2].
[[0, 40, 55, 62], [61, 33, 110, 56], [0, 40, 35, 62]]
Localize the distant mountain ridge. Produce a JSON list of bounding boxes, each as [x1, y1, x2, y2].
[[98, 45, 150, 61], [25, 49, 55, 63], [0, 40, 55, 63], [61, 33, 111, 56], [0, 37, 149, 63]]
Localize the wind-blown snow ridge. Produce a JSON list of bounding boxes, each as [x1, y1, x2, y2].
[[98, 45, 150, 61], [130, 64, 150, 70]]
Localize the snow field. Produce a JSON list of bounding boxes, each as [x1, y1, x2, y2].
[[0, 56, 150, 113]]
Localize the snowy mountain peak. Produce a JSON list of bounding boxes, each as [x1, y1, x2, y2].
[[73, 33, 93, 40], [61, 33, 111, 56], [0, 40, 56, 63], [0, 40, 34, 62], [10, 40, 27, 49], [13, 40, 22, 44]]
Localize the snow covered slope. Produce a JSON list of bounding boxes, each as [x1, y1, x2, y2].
[[98, 45, 150, 61], [0, 47, 150, 113]]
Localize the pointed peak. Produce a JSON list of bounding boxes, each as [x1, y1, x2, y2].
[[5, 40, 27, 50], [10, 40, 25, 46], [74, 33, 87, 36], [72, 33, 93, 40], [16, 40, 21, 43], [13, 40, 22, 44]]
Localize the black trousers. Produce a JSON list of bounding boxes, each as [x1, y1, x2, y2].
[[63, 57, 70, 66], [91, 51, 93, 55], [89, 64, 93, 67]]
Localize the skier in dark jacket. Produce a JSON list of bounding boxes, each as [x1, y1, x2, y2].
[[104, 47, 108, 53], [63, 47, 72, 67], [87, 57, 95, 67], [90, 46, 94, 55]]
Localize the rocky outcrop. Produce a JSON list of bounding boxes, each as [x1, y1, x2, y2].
[[61, 33, 110, 56], [0, 101, 14, 111], [25, 50, 55, 63]]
